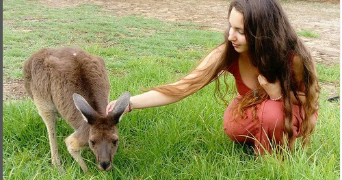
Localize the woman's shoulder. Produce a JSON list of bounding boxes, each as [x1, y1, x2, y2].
[[216, 43, 226, 52], [291, 54, 305, 87], [207, 43, 226, 58], [292, 54, 304, 71], [195, 43, 226, 70]]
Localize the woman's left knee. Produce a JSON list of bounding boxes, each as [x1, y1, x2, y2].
[[259, 100, 284, 130]]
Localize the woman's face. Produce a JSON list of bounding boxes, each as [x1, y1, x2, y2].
[[228, 7, 248, 53]]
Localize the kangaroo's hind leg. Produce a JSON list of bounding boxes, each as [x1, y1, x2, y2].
[[34, 98, 62, 169]]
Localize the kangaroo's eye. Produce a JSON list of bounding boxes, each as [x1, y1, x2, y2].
[[89, 140, 95, 146], [113, 140, 118, 146]]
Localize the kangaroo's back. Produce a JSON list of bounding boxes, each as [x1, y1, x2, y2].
[[23, 47, 130, 172], [23, 47, 110, 129]]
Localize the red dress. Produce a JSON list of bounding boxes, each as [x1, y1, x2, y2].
[[223, 59, 318, 154]]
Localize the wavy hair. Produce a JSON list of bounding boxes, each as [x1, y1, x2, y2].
[[151, 0, 320, 149]]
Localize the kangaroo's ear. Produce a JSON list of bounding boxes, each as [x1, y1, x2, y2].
[[73, 93, 99, 125], [108, 92, 130, 124]]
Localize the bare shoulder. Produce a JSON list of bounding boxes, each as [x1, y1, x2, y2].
[[292, 55, 304, 74], [216, 43, 226, 52], [196, 43, 226, 70], [292, 55, 305, 89]]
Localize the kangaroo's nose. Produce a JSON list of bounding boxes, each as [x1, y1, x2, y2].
[[100, 161, 111, 170]]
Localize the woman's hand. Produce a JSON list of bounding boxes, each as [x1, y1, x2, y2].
[[257, 75, 282, 100], [106, 100, 132, 115], [106, 100, 117, 115]]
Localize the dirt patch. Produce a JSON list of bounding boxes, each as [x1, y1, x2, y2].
[[3, 79, 27, 101], [4, 0, 340, 101], [36, 0, 341, 66]]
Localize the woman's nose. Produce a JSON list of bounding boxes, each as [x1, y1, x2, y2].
[[228, 29, 236, 41]]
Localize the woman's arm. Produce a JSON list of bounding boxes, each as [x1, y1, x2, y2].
[[129, 90, 182, 109], [106, 43, 226, 113], [258, 55, 307, 104]]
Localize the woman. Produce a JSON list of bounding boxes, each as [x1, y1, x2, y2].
[[106, 0, 320, 155]]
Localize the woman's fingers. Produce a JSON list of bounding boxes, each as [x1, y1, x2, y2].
[[257, 74, 268, 86], [106, 100, 116, 115]]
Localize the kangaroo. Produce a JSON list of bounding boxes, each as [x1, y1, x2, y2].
[[23, 47, 130, 172]]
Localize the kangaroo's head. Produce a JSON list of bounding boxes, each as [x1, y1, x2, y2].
[[73, 92, 130, 171]]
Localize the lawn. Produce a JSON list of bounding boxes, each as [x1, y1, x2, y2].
[[3, 0, 340, 179]]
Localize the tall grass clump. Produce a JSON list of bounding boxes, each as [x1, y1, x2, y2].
[[297, 30, 321, 38]]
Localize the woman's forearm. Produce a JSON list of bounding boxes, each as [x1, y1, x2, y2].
[[130, 90, 184, 109]]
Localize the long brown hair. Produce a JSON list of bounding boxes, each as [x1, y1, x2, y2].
[[151, 0, 320, 149]]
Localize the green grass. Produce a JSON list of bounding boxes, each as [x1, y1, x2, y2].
[[3, 0, 340, 179], [297, 30, 321, 38], [317, 63, 340, 83]]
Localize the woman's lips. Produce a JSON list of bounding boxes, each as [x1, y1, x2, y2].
[[232, 43, 239, 47]]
